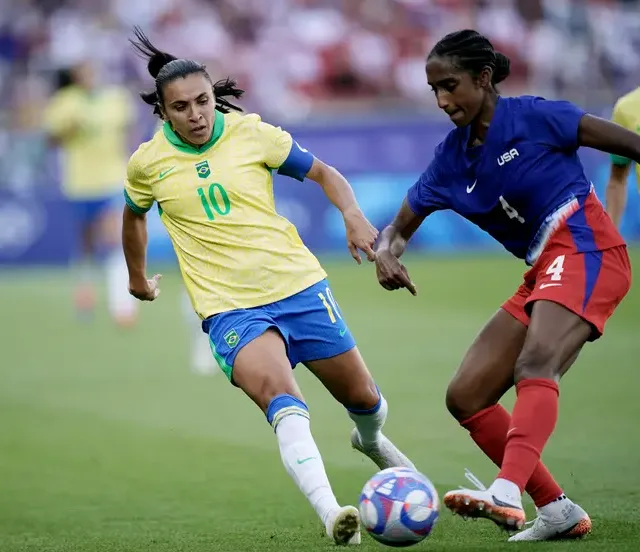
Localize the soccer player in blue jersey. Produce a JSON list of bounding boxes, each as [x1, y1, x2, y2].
[[375, 30, 636, 541], [122, 29, 416, 545]]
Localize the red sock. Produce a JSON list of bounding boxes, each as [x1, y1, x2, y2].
[[498, 378, 560, 493], [462, 403, 563, 507]]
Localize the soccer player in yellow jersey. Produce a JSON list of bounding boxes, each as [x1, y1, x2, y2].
[[44, 62, 137, 325], [122, 29, 416, 545], [606, 86, 640, 227]]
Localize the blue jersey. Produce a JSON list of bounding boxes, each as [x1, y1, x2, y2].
[[407, 96, 615, 265]]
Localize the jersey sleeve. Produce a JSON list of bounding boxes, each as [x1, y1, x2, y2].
[[526, 97, 586, 150], [406, 157, 450, 216], [254, 118, 314, 181], [610, 100, 632, 166], [123, 154, 154, 215]]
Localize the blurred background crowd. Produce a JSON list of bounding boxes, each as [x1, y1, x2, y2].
[[1, 0, 639, 225], [3, 0, 640, 123]]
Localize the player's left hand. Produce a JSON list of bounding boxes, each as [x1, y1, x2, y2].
[[343, 206, 378, 264], [128, 274, 162, 301]]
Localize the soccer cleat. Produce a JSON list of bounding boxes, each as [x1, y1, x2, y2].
[[443, 470, 526, 531], [508, 503, 591, 541], [326, 505, 361, 546], [350, 428, 417, 471]]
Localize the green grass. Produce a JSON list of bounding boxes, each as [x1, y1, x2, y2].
[[0, 251, 639, 551]]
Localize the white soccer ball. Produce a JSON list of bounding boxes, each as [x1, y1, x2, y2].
[[358, 467, 439, 547]]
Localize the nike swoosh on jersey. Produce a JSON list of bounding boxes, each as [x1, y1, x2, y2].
[[539, 283, 562, 289], [159, 167, 177, 179], [466, 180, 477, 193]]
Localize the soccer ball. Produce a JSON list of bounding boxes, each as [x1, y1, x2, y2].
[[358, 467, 439, 547]]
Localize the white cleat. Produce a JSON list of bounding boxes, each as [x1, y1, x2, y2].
[[443, 471, 525, 531], [326, 506, 361, 546], [508, 503, 591, 542], [350, 428, 416, 471]]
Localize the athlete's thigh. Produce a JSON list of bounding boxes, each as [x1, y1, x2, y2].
[[304, 347, 378, 411], [233, 329, 303, 413], [447, 308, 528, 419], [95, 195, 122, 247], [279, 279, 357, 368], [525, 245, 632, 342], [516, 300, 591, 382], [514, 246, 632, 381], [204, 306, 300, 411], [275, 279, 374, 407], [70, 199, 99, 254]]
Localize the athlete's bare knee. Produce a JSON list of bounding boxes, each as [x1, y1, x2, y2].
[[250, 373, 301, 413], [263, 378, 300, 407], [233, 330, 302, 412], [445, 378, 492, 422], [306, 348, 379, 411], [344, 378, 379, 411]]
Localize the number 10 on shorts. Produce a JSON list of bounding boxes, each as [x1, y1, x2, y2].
[[318, 287, 342, 323]]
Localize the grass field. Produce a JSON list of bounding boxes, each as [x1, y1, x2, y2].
[[1, 252, 639, 551]]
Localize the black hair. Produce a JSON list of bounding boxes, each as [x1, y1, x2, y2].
[[55, 68, 74, 91], [129, 26, 244, 117], [427, 29, 510, 88]]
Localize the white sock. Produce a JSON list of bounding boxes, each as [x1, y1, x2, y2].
[[490, 478, 523, 508], [275, 414, 340, 526], [348, 394, 387, 444], [105, 250, 137, 318], [539, 494, 573, 519]]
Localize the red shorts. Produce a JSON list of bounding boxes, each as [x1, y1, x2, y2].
[[502, 228, 631, 341]]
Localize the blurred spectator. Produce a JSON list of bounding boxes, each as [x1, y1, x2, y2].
[[0, 0, 639, 191]]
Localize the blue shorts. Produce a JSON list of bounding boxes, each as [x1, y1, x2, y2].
[[202, 279, 357, 383], [70, 195, 120, 228]]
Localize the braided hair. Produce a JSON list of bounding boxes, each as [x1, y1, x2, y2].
[[428, 30, 510, 89]]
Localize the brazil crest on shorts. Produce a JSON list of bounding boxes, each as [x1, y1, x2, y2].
[[224, 329, 240, 348]]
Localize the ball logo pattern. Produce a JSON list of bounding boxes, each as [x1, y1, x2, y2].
[[359, 467, 439, 547]]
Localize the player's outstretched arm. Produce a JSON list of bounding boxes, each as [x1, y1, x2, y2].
[[578, 114, 640, 162], [306, 158, 378, 264], [374, 198, 425, 296], [122, 206, 161, 301], [578, 114, 640, 227]]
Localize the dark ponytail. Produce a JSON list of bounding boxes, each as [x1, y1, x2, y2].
[[493, 52, 510, 85], [428, 29, 511, 89], [129, 26, 245, 117]]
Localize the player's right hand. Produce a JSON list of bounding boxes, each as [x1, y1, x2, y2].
[[128, 274, 162, 301], [375, 250, 417, 296]]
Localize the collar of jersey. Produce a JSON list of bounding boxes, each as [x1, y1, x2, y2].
[[163, 110, 224, 155], [462, 96, 504, 150]]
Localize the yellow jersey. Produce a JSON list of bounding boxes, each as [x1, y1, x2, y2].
[[44, 85, 133, 199], [611, 86, 640, 186], [124, 110, 327, 319]]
